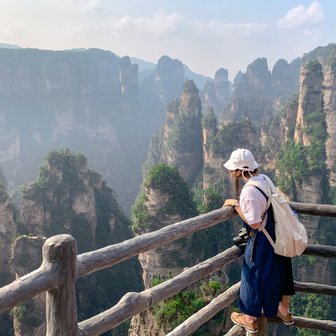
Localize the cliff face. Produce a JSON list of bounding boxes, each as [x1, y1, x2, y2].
[[323, 62, 336, 187], [275, 61, 326, 242], [165, 81, 203, 184], [271, 58, 301, 96], [0, 48, 140, 211], [294, 62, 324, 146], [202, 68, 231, 115], [137, 187, 195, 287], [0, 49, 192, 213], [221, 57, 300, 128], [21, 150, 99, 248], [152, 55, 185, 104], [130, 164, 228, 335], [145, 80, 203, 185], [130, 165, 199, 335], [202, 117, 260, 194], [12, 149, 142, 334]]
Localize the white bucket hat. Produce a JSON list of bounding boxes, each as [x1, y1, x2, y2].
[[224, 148, 258, 171]]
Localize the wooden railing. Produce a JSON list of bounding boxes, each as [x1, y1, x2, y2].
[[0, 202, 335, 335]]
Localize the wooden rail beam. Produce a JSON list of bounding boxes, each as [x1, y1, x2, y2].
[[0, 239, 63, 315], [290, 202, 336, 217], [224, 325, 246, 336], [166, 282, 240, 336], [78, 245, 243, 336], [294, 281, 336, 296], [0, 267, 57, 315], [269, 316, 336, 333], [163, 278, 336, 336], [77, 207, 235, 277], [303, 244, 336, 257]]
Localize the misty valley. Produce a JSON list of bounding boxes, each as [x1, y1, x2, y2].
[[0, 43, 335, 335]]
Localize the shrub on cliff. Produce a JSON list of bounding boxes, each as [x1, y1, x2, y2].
[[131, 164, 197, 234]]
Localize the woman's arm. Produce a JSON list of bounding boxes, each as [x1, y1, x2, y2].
[[223, 199, 261, 229]]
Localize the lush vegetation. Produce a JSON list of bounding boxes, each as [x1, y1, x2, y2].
[[152, 279, 223, 333], [304, 60, 323, 73], [201, 107, 217, 129], [131, 192, 151, 234], [167, 113, 202, 152], [131, 164, 197, 233], [10, 299, 43, 329], [165, 80, 202, 153], [167, 99, 180, 114], [292, 293, 335, 336], [18, 149, 143, 334], [32, 149, 87, 191], [277, 141, 306, 194], [144, 164, 197, 216], [210, 120, 257, 157], [193, 186, 223, 214], [276, 109, 327, 195]]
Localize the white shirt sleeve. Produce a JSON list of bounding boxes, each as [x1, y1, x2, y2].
[[239, 185, 267, 226]]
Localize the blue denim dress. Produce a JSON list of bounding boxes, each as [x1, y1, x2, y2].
[[239, 201, 295, 317]]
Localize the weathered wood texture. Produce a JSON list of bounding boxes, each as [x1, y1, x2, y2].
[[254, 316, 268, 336], [224, 319, 268, 336], [303, 244, 336, 257], [224, 325, 246, 336], [77, 207, 235, 277], [0, 266, 57, 315], [269, 316, 336, 333], [0, 208, 235, 315], [290, 202, 336, 217], [295, 281, 336, 295], [0, 234, 71, 315], [158, 280, 336, 336], [166, 283, 240, 336], [45, 235, 79, 336], [1, 201, 336, 336], [78, 246, 243, 336]]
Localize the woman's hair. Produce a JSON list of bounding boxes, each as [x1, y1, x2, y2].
[[234, 168, 258, 197]]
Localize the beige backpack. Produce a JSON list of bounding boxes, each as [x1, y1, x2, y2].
[[245, 174, 308, 257]]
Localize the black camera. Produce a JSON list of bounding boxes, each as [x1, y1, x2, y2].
[[233, 227, 249, 246]]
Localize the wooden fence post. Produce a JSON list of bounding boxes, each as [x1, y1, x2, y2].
[[256, 316, 268, 336], [43, 234, 78, 336], [245, 317, 268, 336]]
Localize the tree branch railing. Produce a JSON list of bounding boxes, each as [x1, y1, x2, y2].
[[290, 201, 336, 217], [0, 207, 234, 316], [0, 202, 335, 335], [77, 207, 235, 277], [78, 246, 243, 336], [159, 248, 336, 336]]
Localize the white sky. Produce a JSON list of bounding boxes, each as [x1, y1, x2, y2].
[[0, 0, 334, 79]]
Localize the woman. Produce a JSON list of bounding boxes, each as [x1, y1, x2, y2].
[[223, 148, 295, 334]]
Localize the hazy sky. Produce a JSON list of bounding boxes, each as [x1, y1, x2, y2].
[[0, 0, 335, 79]]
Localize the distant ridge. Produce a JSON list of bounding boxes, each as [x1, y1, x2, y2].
[[184, 64, 212, 89], [130, 57, 156, 71], [0, 43, 22, 49], [130, 56, 212, 89]]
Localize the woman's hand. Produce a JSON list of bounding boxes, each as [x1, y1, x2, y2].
[[223, 199, 239, 208], [223, 198, 248, 224]]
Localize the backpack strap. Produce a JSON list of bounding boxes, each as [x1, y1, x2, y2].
[[243, 178, 271, 214], [243, 178, 276, 249]]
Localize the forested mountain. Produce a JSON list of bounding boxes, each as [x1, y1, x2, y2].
[[0, 49, 199, 212], [1, 150, 143, 335], [0, 46, 303, 213], [133, 43, 336, 335], [0, 43, 335, 335]]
